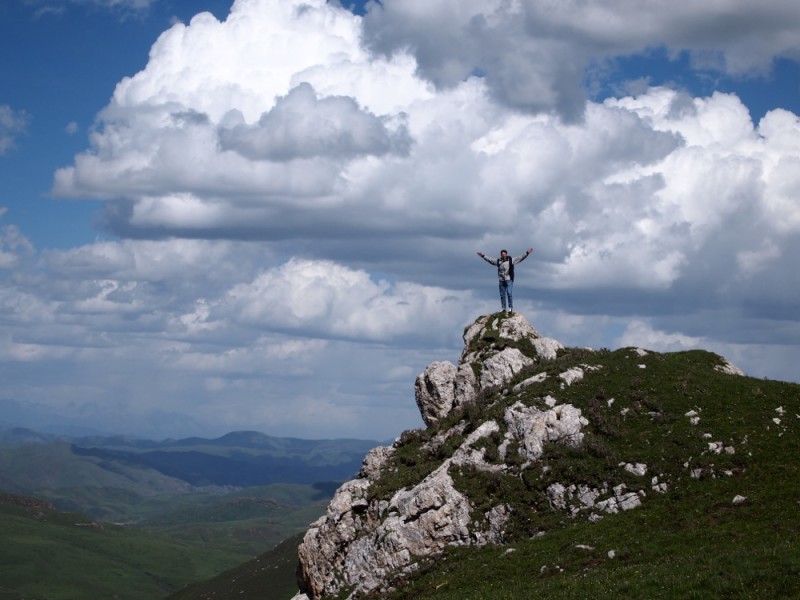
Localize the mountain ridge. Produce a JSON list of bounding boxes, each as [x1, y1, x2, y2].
[[0, 428, 379, 523], [287, 311, 800, 599]]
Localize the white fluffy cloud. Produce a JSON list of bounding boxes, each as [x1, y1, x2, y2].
[[0, 105, 29, 155], [4, 0, 799, 439], [362, 0, 800, 119], [51, 1, 800, 296], [0, 233, 477, 438]]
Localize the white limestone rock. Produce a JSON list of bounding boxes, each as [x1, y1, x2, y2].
[[716, 358, 745, 376], [298, 464, 475, 599], [547, 483, 605, 513], [547, 480, 644, 518], [532, 337, 564, 360], [623, 463, 648, 477], [297, 419, 512, 599], [512, 372, 547, 392], [476, 504, 512, 546], [297, 313, 575, 598], [450, 421, 504, 473], [359, 445, 396, 481], [415, 361, 480, 427], [454, 363, 479, 407], [651, 476, 668, 493], [596, 484, 642, 513], [497, 313, 538, 341], [460, 312, 558, 365], [559, 367, 585, 386], [480, 347, 534, 388], [415, 361, 458, 427], [504, 401, 588, 462]]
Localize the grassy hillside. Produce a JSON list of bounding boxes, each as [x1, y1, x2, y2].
[[0, 441, 191, 496], [165, 532, 305, 600], [135, 485, 330, 557], [0, 430, 360, 599], [0, 493, 247, 600], [174, 339, 800, 599], [0, 430, 371, 559], [0, 431, 377, 497], [377, 345, 800, 599]]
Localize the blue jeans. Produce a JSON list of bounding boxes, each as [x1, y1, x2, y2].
[[499, 279, 513, 311]]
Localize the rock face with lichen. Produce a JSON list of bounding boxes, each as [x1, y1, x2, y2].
[[292, 312, 749, 600], [415, 313, 562, 427], [295, 313, 572, 599]]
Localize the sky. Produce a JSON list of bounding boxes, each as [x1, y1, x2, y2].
[[1, 0, 799, 441]]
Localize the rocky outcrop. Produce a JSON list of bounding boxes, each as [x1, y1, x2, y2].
[[415, 313, 562, 427], [292, 313, 762, 600], [503, 401, 588, 464], [295, 313, 576, 599], [414, 362, 477, 427], [296, 419, 509, 599]]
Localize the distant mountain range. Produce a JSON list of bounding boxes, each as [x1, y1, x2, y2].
[[0, 427, 384, 600], [0, 426, 380, 490]]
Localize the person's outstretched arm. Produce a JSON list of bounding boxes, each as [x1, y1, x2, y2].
[[513, 248, 533, 264], [477, 251, 498, 265]]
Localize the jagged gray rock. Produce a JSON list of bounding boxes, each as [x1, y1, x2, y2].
[[414, 361, 459, 426], [504, 401, 589, 463], [716, 358, 745, 376], [359, 445, 395, 480], [415, 313, 562, 427], [460, 313, 561, 364], [415, 362, 478, 427], [295, 313, 583, 599], [297, 417, 504, 598], [480, 347, 533, 388], [546, 481, 643, 519]]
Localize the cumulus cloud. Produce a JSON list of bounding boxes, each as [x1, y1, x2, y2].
[[219, 82, 411, 161], [51, 1, 800, 297], [0, 105, 29, 155], [0, 235, 475, 437], [49, 2, 800, 325], [362, 0, 800, 119], [9, 0, 799, 438], [220, 258, 473, 342], [0, 214, 34, 269], [617, 319, 704, 353]]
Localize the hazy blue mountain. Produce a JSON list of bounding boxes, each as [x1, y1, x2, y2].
[[0, 428, 380, 490]]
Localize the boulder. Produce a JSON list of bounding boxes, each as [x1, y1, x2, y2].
[[417, 313, 563, 427], [480, 347, 534, 388], [504, 401, 589, 462], [414, 361, 458, 426]]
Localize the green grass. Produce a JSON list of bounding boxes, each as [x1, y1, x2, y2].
[[345, 341, 800, 599], [29, 482, 331, 559], [384, 487, 800, 598], [0, 483, 330, 600], [165, 532, 306, 600], [0, 494, 247, 600]]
